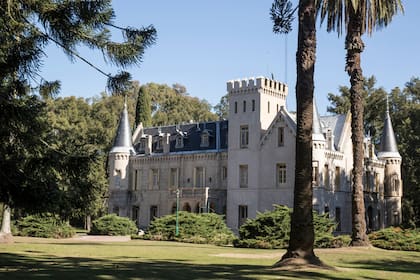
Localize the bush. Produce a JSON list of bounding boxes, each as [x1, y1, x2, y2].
[[369, 227, 420, 251], [17, 214, 76, 238], [145, 211, 235, 245], [234, 205, 350, 249], [90, 214, 138, 236]]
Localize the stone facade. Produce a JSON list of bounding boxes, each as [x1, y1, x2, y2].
[[108, 76, 402, 234]]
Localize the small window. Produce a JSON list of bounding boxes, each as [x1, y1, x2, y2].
[[115, 169, 121, 187], [335, 207, 341, 231], [240, 125, 249, 148], [238, 205, 248, 227], [175, 136, 184, 149], [243, 100, 246, 112], [150, 168, 159, 189], [234, 101, 238, 114], [139, 138, 146, 151], [239, 165, 248, 188], [324, 164, 330, 188], [132, 206, 139, 224], [252, 99, 255, 111], [277, 127, 284, 147], [156, 137, 163, 150], [277, 104, 279, 112], [200, 131, 209, 147], [276, 163, 286, 185]]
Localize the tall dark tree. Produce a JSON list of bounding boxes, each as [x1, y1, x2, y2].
[[135, 85, 152, 127], [317, 0, 403, 246], [271, 0, 321, 265], [0, 0, 156, 241]]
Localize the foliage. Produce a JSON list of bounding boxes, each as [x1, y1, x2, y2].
[[141, 83, 218, 126], [234, 205, 350, 249], [145, 212, 235, 245], [213, 94, 229, 119], [135, 85, 152, 127], [17, 214, 75, 238], [90, 214, 137, 236], [369, 227, 420, 251]]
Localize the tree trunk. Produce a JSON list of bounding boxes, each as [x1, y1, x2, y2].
[[346, 8, 370, 247], [274, 0, 321, 267], [85, 215, 92, 232], [0, 204, 13, 243]]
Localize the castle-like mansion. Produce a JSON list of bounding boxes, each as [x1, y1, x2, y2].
[[108, 77, 402, 233]]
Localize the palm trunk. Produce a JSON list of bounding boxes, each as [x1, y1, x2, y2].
[[346, 9, 369, 246], [275, 0, 320, 266]]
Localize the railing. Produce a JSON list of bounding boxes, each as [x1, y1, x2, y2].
[[168, 187, 207, 198]]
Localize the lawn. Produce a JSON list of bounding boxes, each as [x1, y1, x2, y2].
[[1, 237, 419, 279]]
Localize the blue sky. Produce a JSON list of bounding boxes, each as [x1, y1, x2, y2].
[[41, 0, 419, 115]]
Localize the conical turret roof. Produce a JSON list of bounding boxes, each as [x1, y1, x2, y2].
[[378, 101, 400, 159], [110, 102, 135, 154]]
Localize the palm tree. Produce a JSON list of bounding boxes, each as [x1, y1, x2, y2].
[[271, 0, 321, 265], [317, 0, 403, 246]]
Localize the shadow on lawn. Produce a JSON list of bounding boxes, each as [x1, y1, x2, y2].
[[0, 252, 353, 280], [346, 258, 420, 275]]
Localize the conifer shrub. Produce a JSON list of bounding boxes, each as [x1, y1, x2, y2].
[[233, 205, 350, 249], [17, 214, 76, 238], [145, 211, 235, 245], [90, 214, 138, 236], [369, 227, 420, 251]]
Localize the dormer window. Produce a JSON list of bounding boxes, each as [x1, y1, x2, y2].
[[139, 138, 146, 151], [200, 130, 209, 147], [156, 136, 163, 151], [175, 135, 184, 149]]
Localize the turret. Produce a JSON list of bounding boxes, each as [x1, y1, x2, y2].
[[108, 101, 134, 215], [377, 98, 402, 226]]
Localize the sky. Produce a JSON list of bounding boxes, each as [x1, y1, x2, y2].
[[40, 0, 420, 115]]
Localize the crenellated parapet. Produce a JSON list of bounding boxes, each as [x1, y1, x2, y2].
[[227, 77, 288, 99]]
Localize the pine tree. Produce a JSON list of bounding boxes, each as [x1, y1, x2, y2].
[[135, 86, 152, 127]]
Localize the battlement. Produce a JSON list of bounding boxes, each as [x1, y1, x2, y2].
[[227, 76, 288, 95]]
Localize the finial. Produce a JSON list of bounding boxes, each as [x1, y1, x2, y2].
[[124, 94, 128, 108]]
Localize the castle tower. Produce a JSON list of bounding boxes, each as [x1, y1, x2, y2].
[[226, 77, 288, 231], [377, 100, 402, 226], [108, 101, 135, 216]]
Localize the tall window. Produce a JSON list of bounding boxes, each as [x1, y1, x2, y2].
[[277, 127, 284, 147], [335, 207, 341, 231], [195, 167, 205, 188], [150, 205, 158, 222], [276, 163, 286, 185], [252, 99, 255, 111], [139, 138, 146, 151], [312, 161, 319, 185], [267, 101, 270, 113], [175, 136, 184, 149], [234, 101, 238, 113], [115, 169, 121, 187], [170, 168, 179, 188], [133, 169, 139, 191], [240, 125, 249, 148], [239, 165, 248, 188], [324, 164, 330, 188], [238, 205, 248, 227], [334, 167, 340, 191], [150, 168, 159, 189], [132, 206, 139, 224], [222, 166, 228, 181], [243, 100, 246, 112]]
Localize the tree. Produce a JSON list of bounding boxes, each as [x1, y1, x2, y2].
[[214, 94, 229, 119], [0, 0, 156, 241], [271, 0, 321, 266], [135, 85, 152, 127], [317, 0, 403, 246]]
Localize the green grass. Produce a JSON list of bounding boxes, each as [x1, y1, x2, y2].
[[1, 237, 420, 279]]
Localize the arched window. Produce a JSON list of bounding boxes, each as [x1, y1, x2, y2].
[[183, 203, 191, 212]]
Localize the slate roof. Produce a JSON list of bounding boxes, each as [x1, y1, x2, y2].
[[110, 103, 135, 154], [378, 110, 401, 159], [320, 114, 347, 150], [134, 120, 228, 154]]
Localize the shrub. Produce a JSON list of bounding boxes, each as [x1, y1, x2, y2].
[[369, 227, 420, 251], [145, 211, 235, 245], [90, 214, 137, 236], [17, 214, 76, 238], [234, 205, 349, 249]]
